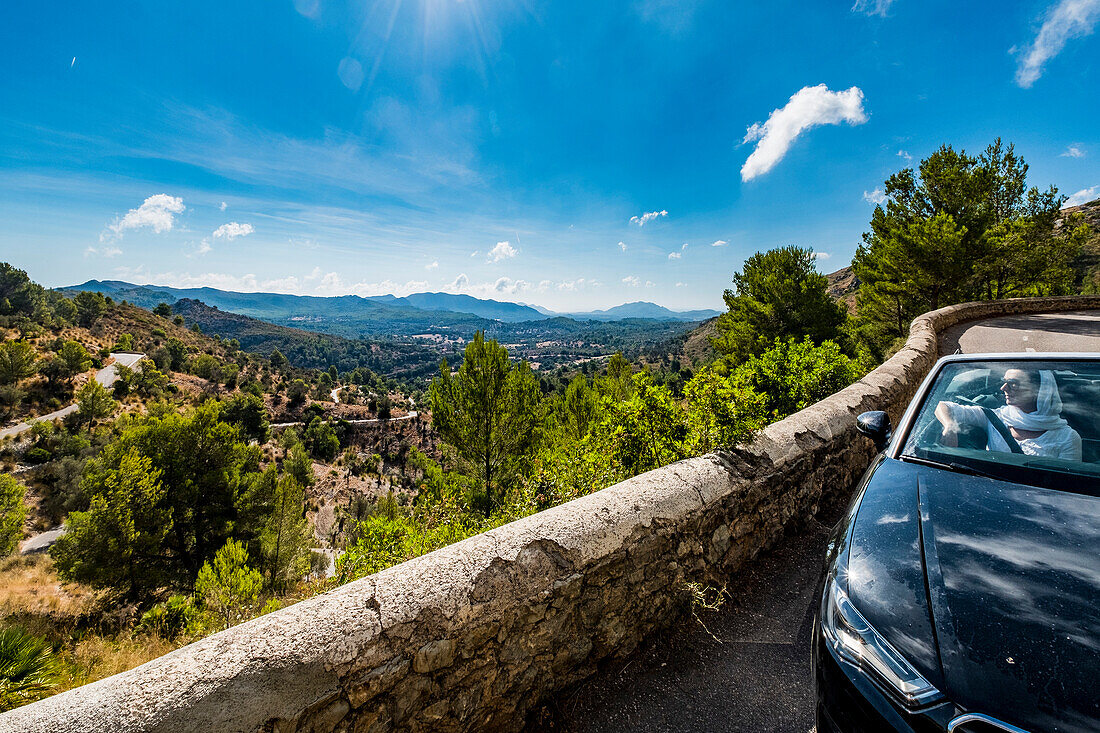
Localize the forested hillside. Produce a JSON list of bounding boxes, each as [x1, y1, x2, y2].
[[64, 280, 717, 340], [170, 299, 447, 382], [169, 298, 701, 384]]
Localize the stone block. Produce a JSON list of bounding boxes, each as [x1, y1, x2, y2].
[[412, 639, 455, 674]]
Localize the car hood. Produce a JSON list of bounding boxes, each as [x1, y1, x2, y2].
[[919, 467, 1100, 731]]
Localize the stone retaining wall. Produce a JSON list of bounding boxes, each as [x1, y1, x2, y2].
[[5, 296, 1099, 733]]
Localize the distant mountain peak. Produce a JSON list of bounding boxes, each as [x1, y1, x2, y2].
[[58, 280, 719, 329]]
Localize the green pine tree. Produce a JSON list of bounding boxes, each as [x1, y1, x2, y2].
[[713, 246, 847, 361], [195, 539, 263, 630], [0, 475, 28, 557], [429, 331, 541, 514], [51, 449, 171, 600], [75, 379, 116, 429], [260, 476, 313, 592]]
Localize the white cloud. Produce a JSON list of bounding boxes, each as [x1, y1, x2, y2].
[[897, 149, 913, 162], [219, 201, 228, 211], [622, 275, 641, 287], [675, 282, 687, 287], [337, 57, 364, 92], [629, 209, 668, 226], [557, 278, 596, 291], [103, 193, 185, 241], [111, 265, 430, 298], [487, 241, 517, 262], [426, 261, 439, 270], [863, 188, 887, 204], [813, 251, 832, 260], [493, 277, 530, 295], [1062, 144, 1086, 158], [668, 252, 682, 260], [645, 280, 655, 288], [1064, 186, 1099, 207], [741, 84, 868, 182], [293, 0, 320, 18], [359, 279, 430, 297], [318, 272, 342, 291], [711, 239, 728, 247], [313, 271, 428, 297], [618, 241, 627, 252], [196, 239, 212, 255], [681, 242, 689, 250], [442, 273, 541, 298], [1015, 0, 1100, 88], [470, 251, 479, 258], [851, 0, 894, 16], [297, 269, 429, 294], [84, 245, 122, 258], [446, 274, 594, 298], [212, 222, 254, 240]]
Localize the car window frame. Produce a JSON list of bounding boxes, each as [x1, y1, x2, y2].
[[887, 352, 1100, 466]]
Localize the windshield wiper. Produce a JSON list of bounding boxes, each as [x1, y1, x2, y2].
[[899, 455, 1001, 480]]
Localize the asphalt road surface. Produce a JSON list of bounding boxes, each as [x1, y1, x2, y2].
[[528, 309, 1100, 733], [527, 520, 830, 733], [938, 310, 1100, 356], [0, 352, 144, 440]]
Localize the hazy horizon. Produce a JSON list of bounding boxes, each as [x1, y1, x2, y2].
[[62, 276, 727, 316]]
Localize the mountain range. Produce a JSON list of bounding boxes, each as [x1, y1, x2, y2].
[[62, 281, 721, 339]]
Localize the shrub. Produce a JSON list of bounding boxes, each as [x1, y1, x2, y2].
[[190, 354, 220, 381], [0, 626, 60, 712], [138, 594, 203, 639], [0, 475, 28, 557], [304, 417, 339, 462], [23, 447, 51, 465], [734, 337, 861, 420], [195, 539, 263, 630]]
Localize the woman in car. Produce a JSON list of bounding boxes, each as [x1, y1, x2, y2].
[[934, 368, 1083, 460]]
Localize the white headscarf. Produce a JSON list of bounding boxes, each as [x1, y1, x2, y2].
[[999, 370, 1069, 432]]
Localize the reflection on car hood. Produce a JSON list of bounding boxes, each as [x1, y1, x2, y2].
[[847, 460, 943, 690], [919, 469, 1100, 732]]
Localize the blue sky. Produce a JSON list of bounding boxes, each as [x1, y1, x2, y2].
[[1, 0, 1097, 311]]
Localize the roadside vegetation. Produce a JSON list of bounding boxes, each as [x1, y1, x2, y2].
[[0, 138, 1092, 710]]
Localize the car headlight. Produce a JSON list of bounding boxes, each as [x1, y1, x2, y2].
[[821, 573, 943, 708]]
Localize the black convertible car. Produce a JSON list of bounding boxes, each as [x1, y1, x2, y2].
[[813, 354, 1100, 733]]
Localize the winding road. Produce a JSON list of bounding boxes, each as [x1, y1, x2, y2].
[[937, 310, 1100, 355], [270, 411, 418, 429], [0, 352, 144, 441]]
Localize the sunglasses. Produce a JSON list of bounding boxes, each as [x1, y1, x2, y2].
[[1000, 379, 1029, 391]]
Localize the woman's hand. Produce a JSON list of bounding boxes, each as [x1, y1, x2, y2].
[[934, 401, 959, 447]]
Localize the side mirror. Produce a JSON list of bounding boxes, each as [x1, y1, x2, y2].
[[856, 411, 892, 452]]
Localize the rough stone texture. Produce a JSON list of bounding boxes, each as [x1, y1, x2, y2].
[[4, 296, 1099, 733]]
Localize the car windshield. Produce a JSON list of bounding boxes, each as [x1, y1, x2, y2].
[[901, 359, 1100, 495]]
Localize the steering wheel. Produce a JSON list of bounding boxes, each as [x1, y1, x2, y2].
[[951, 397, 1024, 454]]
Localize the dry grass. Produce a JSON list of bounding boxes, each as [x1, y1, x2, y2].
[[55, 633, 181, 693], [0, 555, 187, 698], [0, 554, 99, 619]]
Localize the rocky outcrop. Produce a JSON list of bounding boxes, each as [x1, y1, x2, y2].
[[5, 295, 1099, 733]]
